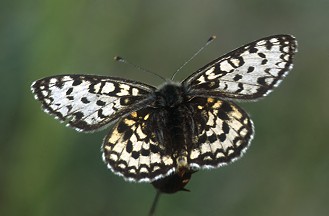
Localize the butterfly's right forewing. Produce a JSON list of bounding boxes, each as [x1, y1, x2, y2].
[[183, 35, 297, 100]]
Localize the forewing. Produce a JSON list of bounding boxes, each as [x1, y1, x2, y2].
[[31, 75, 156, 132], [183, 35, 297, 100], [102, 108, 175, 182], [187, 97, 253, 168]]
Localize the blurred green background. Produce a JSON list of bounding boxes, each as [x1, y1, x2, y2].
[[1, 0, 328, 215]]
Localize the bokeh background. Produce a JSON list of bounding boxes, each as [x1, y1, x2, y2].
[[1, 0, 328, 215]]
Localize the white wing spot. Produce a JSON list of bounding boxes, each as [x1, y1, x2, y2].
[[219, 60, 234, 72], [132, 88, 139, 96], [102, 82, 115, 93], [205, 67, 215, 75], [93, 83, 102, 93]]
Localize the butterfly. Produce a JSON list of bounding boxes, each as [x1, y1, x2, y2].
[[31, 34, 297, 193]]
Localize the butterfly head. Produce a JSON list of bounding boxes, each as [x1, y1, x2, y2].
[[155, 82, 186, 108]]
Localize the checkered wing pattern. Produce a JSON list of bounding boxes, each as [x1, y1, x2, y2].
[[102, 108, 176, 182], [187, 97, 253, 169], [31, 35, 297, 184], [180, 34, 297, 170], [31, 75, 155, 132], [183, 35, 297, 100]]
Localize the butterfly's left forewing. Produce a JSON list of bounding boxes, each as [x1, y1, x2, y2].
[[31, 75, 156, 132]]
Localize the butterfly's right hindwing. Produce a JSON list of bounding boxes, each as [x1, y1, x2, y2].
[[31, 75, 156, 132], [187, 97, 254, 169]]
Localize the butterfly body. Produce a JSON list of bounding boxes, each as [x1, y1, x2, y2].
[[154, 81, 186, 107], [31, 35, 297, 187]]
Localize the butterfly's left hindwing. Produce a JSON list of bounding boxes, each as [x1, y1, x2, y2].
[[102, 108, 176, 182], [31, 75, 156, 132]]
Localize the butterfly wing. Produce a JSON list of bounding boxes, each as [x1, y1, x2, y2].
[[102, 108, 176, 182], [31, 75, 156, 132], [186, 97, 253, 169], [183, 34, 297, 100], [181, 35, 297, 169], [101, 97, 254, 182]]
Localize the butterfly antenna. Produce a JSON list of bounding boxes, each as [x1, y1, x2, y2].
[[171, 35, 216, 80], [148, 190, 161, 216], [114, 56, 167, 82]]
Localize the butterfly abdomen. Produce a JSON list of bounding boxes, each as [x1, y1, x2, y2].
[[153, 83, 193, 169]]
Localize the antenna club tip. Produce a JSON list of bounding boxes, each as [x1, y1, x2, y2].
[[114, 56, 123, 62], [207, 35, 216, 42]]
